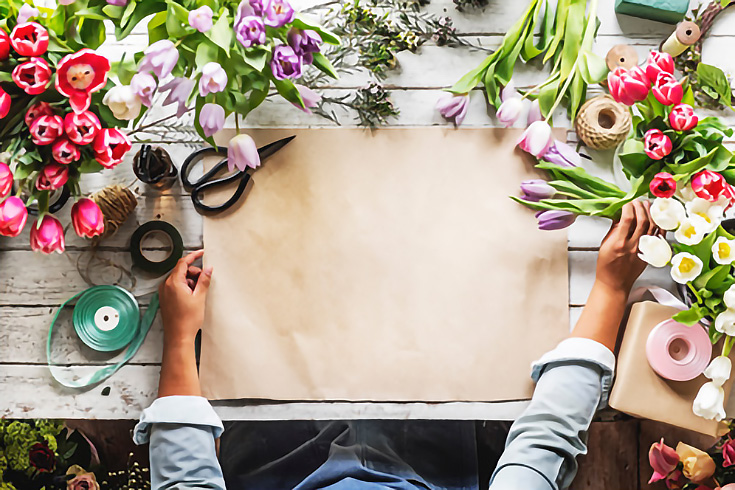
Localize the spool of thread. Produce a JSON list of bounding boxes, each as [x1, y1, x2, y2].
[[606, 44, 639, 71], [646, 319, 712, 382], [46, 286, 159, 388], [91, 185, 137, 239], [661, 21, 701, 57], [574, 95, 632, 150]]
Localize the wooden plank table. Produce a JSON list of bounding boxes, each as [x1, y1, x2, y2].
[[2, 0, 735, 420]]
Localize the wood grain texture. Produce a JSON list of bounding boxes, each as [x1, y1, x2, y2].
[[572, 420, 640, 490]]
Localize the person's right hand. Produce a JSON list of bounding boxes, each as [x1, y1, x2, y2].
[[596, 200, 661, 294], [158, 250, 213, 345]]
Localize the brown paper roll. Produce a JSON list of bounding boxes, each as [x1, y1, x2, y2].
[[574, 95, 632, 150], [606, 44, 639, 71]]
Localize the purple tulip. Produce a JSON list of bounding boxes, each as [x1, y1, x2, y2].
[[436, 92, 469, 126], [235, 15, 266, 48], [236, 0, 264, 18], [535, 210, 576, 231], [496, 97, 524, 127], [130, 72, 156, 107], [501, 81, 518, 102], [160, 77, 195, 117], [517, 120, 553, 157], [542, 140, 581, 168], [199, 103, 225, 138], [228, 134, 260, 172], [527, 99, 542, 125], [288, 28, 322, 64], [263, 0, 294, 27], [139, 40, 179, 79], [270, 45, 302, 80], [293, 84, 321, 113], [106, 0, 128, 5], [17, 4, 39, 24], [199, 62, 228, 96], [520, 179, 555, 202], [189, 6, 214, 33]]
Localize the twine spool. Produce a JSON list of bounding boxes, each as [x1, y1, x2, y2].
[[606, 44, 639, 71], [90, 185, 137, 239], [575, 95, 632, 150], [661, 21, 701, 57]]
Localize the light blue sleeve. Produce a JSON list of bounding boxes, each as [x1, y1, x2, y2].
[[133, 396, 226, 490], [489, 338, 616, 490]]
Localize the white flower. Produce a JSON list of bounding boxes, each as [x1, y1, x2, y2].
[[686, 198, 724, 234], [693, 381, 726, 421], [725, 285, 735, 309], [674, 215, 709, 246], [651, 198, 686, 231], [704, 356, 732, 386], [678, 183, 698, 203], [638, 235, 672, 267], [713, 237, 735, 265], [102, 85, 142, 121], [715, 310, 735, 336], [670, 252, 703, 284]]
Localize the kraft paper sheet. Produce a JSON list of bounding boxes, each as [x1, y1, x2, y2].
[[199, 128, 569, 402]]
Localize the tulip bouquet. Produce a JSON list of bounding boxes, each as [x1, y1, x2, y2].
[[648, 433, 735, 490], [0, 3, 127, 253]]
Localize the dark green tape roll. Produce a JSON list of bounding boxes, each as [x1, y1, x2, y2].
[[130, 221, 184, 275]]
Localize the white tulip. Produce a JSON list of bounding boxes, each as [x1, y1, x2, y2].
[[651, 198, 686, 231], [704, 356, 732, 386], [693, 381, 726, 421], [674, 215, 709, 246], [713, 237, 735, 265], [715, 310, 735, 336], [725, 285, 735, 309], [103, 85, 142, 121], [686, 198, 724, 234], [678, 183, 698, 203], [638, 235, 672, 267], [670, 252, 703, 284]]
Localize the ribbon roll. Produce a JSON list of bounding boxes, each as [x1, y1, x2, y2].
[[130, 221, 184, 276], [646, 319, 712, 382], [47, 286, 159, 388], [661, 21, 701, 57]]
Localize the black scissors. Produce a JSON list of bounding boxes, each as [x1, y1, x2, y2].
[[180, 135, 295, 214]]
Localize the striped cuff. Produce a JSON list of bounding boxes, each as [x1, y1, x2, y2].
[[133, 396, 224, 445]]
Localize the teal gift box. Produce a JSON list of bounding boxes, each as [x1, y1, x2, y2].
[[615, 0, 689, 24]]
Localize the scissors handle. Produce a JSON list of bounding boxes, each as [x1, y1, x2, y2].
[[190, 172, 252, 214], [180, 146, 228, 191]]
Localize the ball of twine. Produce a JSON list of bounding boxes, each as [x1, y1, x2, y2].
[[90, 185, 137, 239], [575, 95, 632, 150]]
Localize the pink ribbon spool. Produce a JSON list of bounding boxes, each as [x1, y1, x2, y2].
[[646, 319, 712, 382]]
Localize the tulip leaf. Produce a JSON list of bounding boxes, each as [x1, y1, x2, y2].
[[271, 76, 305, 110], [697, 63, 733, 108], [312, 52, 339, 80], [578, 49, 608, 84], [538, 77, 560, 118], [672, 306, 706, 327], [568, 70, 586, 120], [695, 265, 727, 291], [670, 147, 718, 175], [78, 159, 105, 174], [707, 146, 734, 172], [206, 12, 233, 54], [195, 39, 220, 70], [116, 0, 166, 40], [682, 85, 696, 107], [292, 16, 341, 45], [543, 0, 569, 63], [619, 139, 648, 179], [547, 180, 600, 199], [536, 161, 626, 197], [521, 0, 554, 62], [559, 0, 585, 80], [691, 229, 719, 267]]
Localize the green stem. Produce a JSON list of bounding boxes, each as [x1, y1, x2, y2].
[[520, 70, 561, 100], [688, 283, 702, 304], [724, 335, 735, 357]]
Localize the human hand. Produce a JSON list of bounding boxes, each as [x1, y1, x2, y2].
[[158, 250, 213, 345], [596, 200, 661, 295]]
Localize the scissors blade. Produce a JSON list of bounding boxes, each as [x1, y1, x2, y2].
[[257, 135, 296, 161]]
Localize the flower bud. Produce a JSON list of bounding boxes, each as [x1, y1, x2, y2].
[[30, 214, 65, 254], [71, 198, 105, 239]]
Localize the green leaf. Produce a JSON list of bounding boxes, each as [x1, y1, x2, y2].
[[166, 3, 188, 38], [292, 15, 340, 45], [73, 7, 107, 20], [78, 159, 105, 173], [102, 5, 125, 19], [672, 307, 706, 326], [521, 0, 553, 61], [578, 49, 608, 84], [682, 85, 695, 107], [117, 0, 166, 40], [538, 77, 560, 117], [619, 139, 649, 178], [312, 52, 339, 79], [698, 63, 733, 108], [672, 146, 718, 175], [195, 39, 220, 70], [543, 0, 569, 63], [536, 161, 626, 197], [450, 52, 497, 94], [206, 12, 233, 55], [559, 0, 586, 80], [272, 76, 304, 109], [80, 18, 106, 49], [695, 265, 726, 290]]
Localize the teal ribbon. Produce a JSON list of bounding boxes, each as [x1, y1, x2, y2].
[[47, 285, 159, 388]]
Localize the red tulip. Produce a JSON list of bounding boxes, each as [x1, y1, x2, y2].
[[648, 438, 679, 484], [0, 196, 28, 237], [25, 101, 54, 127], [64, 111, 101, 145], [11, 57, 51, 95], [644, 129, 672, 160], [52, 137, 80, 164], [93, 128, 131, 169], [692, 170, 727, 202], [30, 214, 65, 254], [0, 29, 10, 60], [669, 103, 698, 131], [10, 22, 48, 57], [29, 115, 64, 145], [0, 162, 12, 198], [71, 198, 104, 238], [650, 172, 677, 198], [55, 48, 111, 113], [653, 72, 683, 106], [723, 438, 735, 467], [645, 51, 674, 83], [608, 66, 650, 106], [0, 87, 9, 119], [36, 163, 69, 191]]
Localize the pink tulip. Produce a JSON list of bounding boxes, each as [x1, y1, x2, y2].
[[653, 72, 683, 106], [669, 103, 698, 131], [436, 92, 469, 126], [30, 214, 65, 254], [64, 111, 101, 145], [0, 162, 12, 198], [293, 84, 321, 114], [0, 196, 28, 237], [692, 170, 727, 202], [30, 114, 64, 145], [52, 137, 80, 164], [0, 87, 9, 119], [36, 163, 69, 191], [93, 128, 131, 169], [644, 129, 672, 160], [496, 97, 524, 127], [649, 438, 679, 483], [721, 484, 735, 490], [228, 133, 260, 172], [723, 438, 735, 467], [25, 101, 54, 127], [608, 66, 650, 106], [71, 198, 104, 238], [198, 62, 228, 97], [517, 120, 553, 157], [527, 99, 542, 125], [645, 50, 674, 83]]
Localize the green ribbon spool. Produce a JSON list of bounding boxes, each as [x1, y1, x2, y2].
[[47, 285, 159, 388]]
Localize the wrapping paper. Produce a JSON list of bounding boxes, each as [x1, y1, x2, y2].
[[199, 128, 569, 402]]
